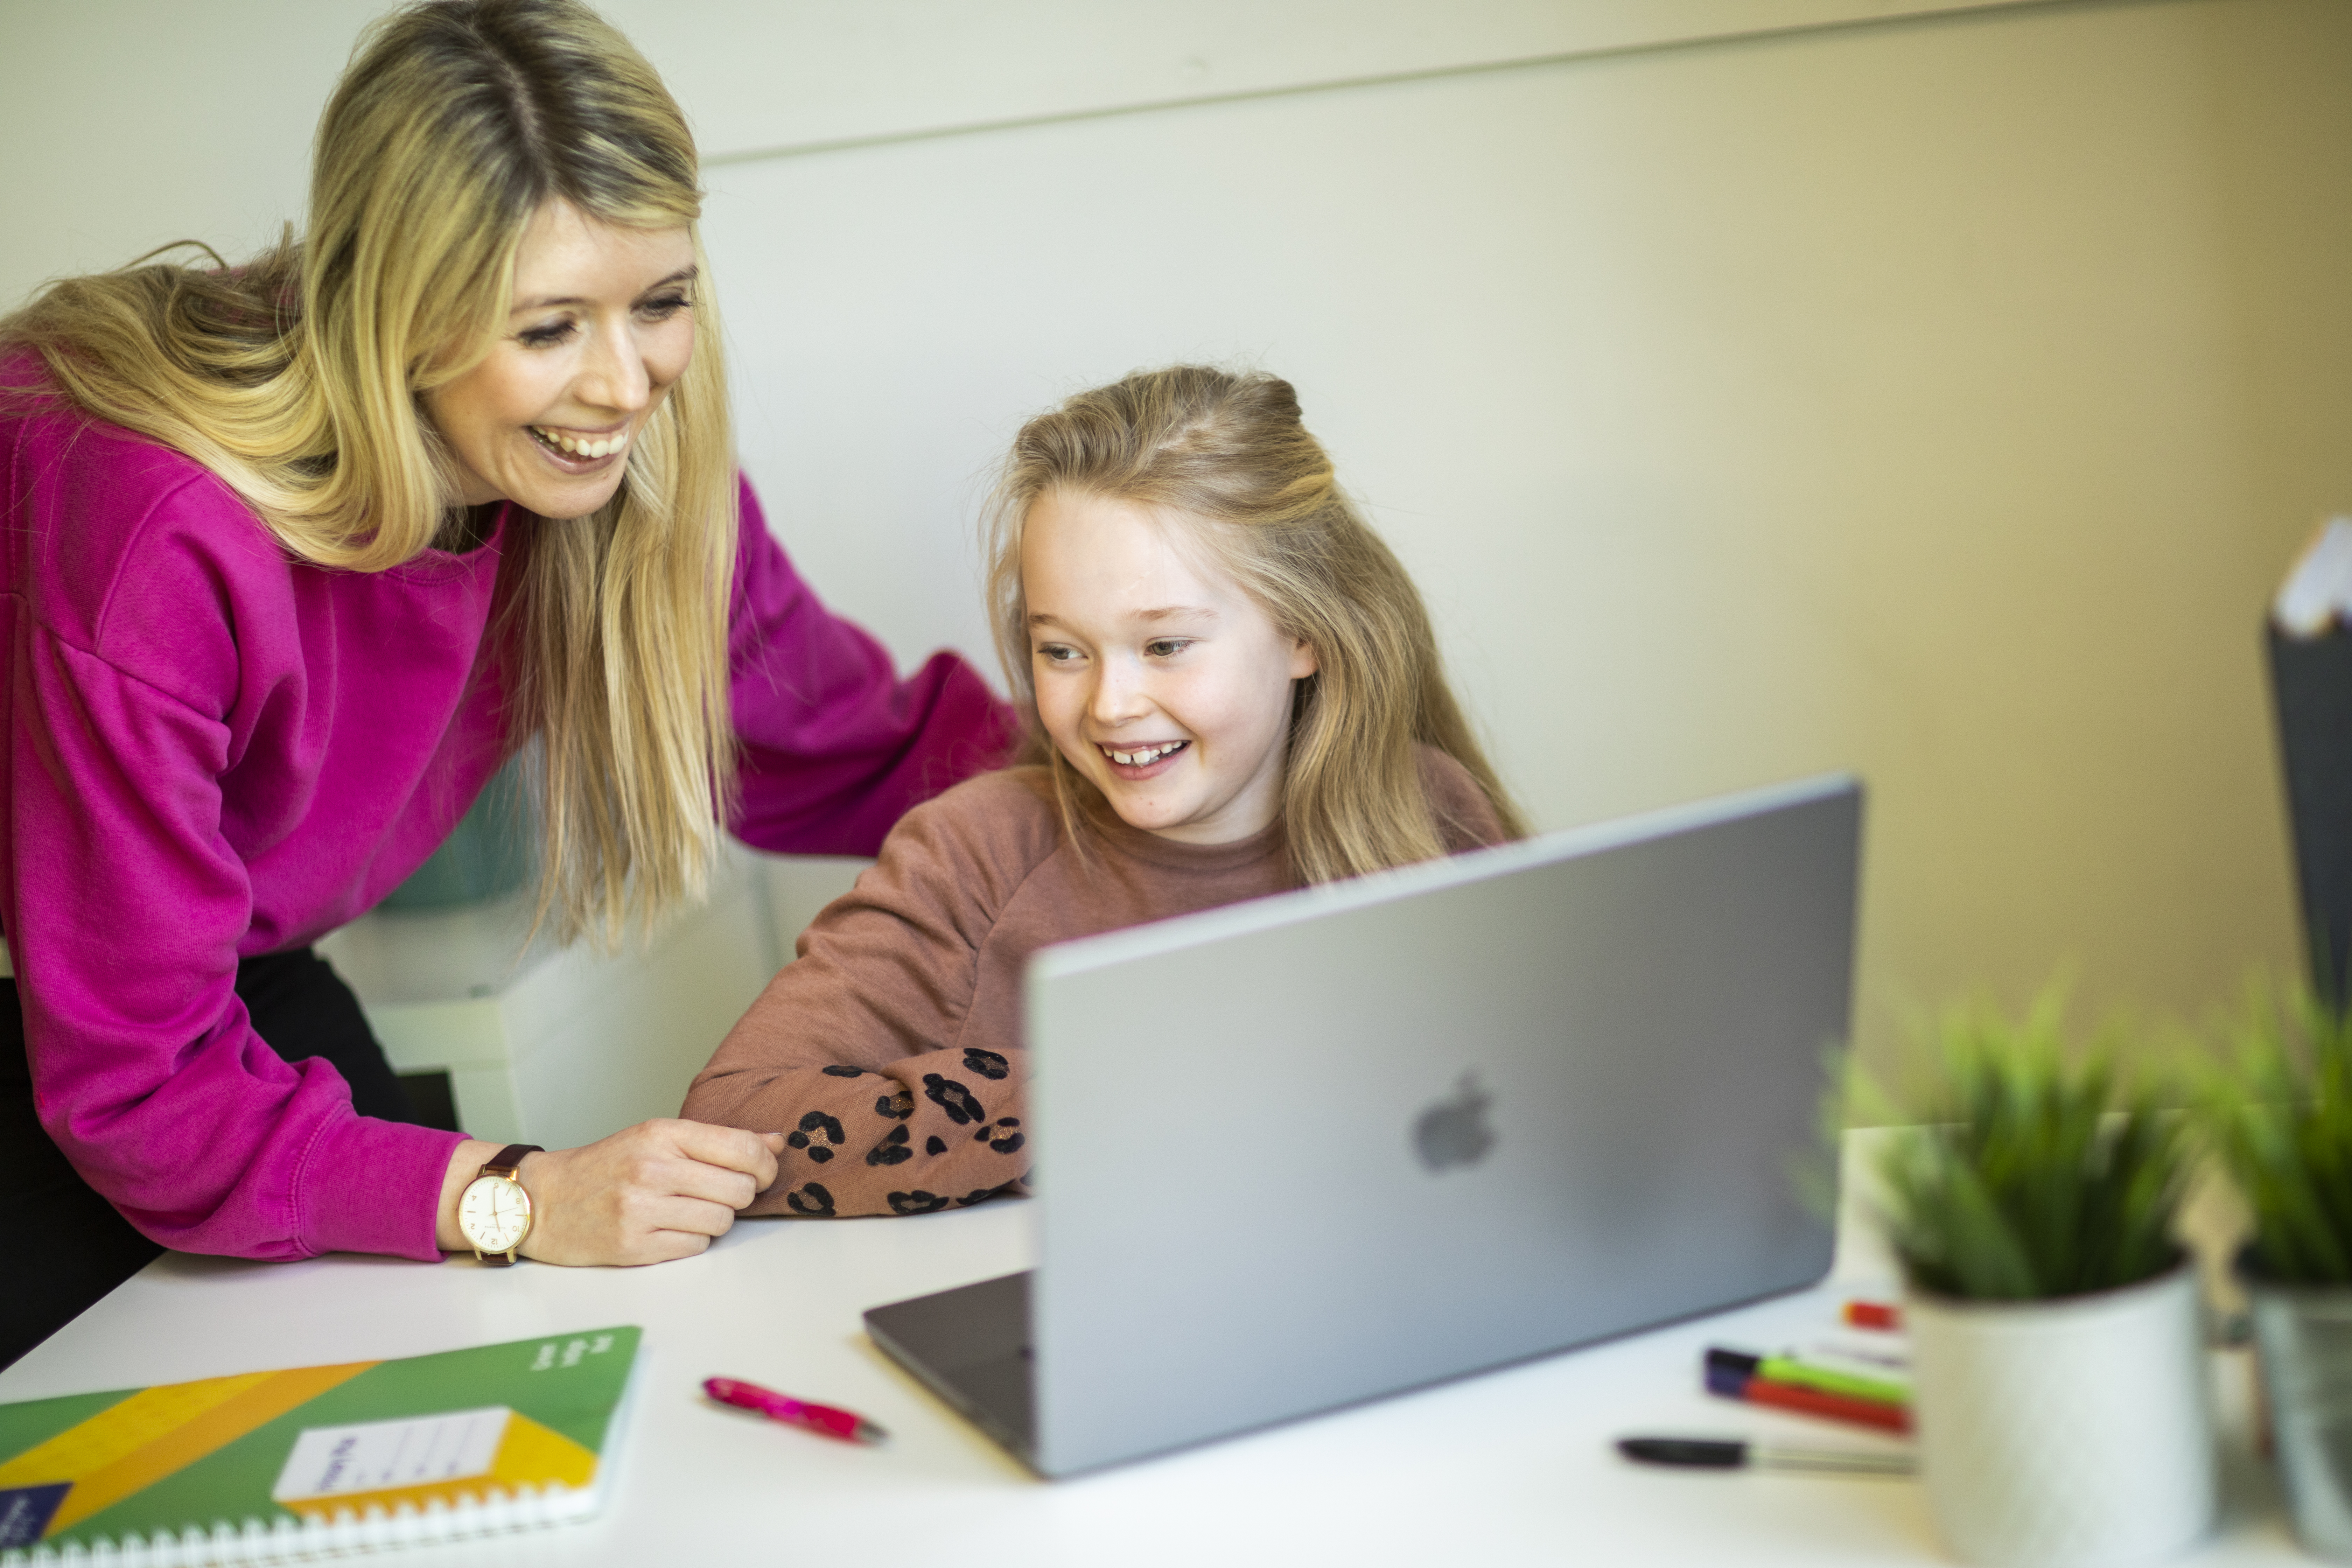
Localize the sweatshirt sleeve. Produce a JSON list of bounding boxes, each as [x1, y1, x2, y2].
[[1419, 747, 1514, 852], [726, 478, 1020, 857], [682, 775, 1052, 1217], [8, 626, 462, 1262]]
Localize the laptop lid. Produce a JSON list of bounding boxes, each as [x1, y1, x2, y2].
[[1018, 774, 1862, 1475]]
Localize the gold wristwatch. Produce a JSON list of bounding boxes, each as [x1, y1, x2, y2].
[[456, 1143, 544, 1266]]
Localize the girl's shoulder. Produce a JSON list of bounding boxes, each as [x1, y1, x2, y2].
[[1415, 745, 1512, 852], [881, 764, 1069, 884]]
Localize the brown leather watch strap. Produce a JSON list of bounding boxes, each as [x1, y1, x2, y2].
[[482, 1143, 543, 1179]]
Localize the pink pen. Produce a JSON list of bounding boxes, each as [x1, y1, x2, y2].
[[704, 1376, 891, 1445]]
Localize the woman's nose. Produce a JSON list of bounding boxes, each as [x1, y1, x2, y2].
[[575, 316, 652, 414]]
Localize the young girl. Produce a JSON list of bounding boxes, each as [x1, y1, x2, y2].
[[684, 366, 1524, 1216]]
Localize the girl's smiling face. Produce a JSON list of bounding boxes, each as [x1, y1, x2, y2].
[[1023, 490, 1318, 844], [424, 198, 697, 519]]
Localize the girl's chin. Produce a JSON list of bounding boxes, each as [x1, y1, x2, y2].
[[1091, 782, 1233, 842]]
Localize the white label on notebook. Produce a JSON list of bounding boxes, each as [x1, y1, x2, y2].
[[271, 1407, 512, 1503]]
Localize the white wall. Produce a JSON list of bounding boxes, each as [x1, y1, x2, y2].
[[7, 0, 2348, 1068], [0, 2, 2045, 315]]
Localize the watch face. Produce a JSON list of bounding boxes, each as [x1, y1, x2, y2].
[[459, 1174, 531, 1254]]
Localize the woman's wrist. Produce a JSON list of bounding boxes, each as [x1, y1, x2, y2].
[[434, 1138, 506, 1252], [430, 1122, 782, 1266]]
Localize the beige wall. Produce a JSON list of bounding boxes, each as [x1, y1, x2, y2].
[[6, 0, 2348, 1067]]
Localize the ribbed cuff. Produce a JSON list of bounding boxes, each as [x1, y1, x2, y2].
[[297, 1113, 468, 1261]]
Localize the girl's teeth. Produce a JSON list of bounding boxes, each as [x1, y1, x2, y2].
[[1111, 743, 1182, 766]]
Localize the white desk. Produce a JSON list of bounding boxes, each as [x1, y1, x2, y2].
[[0, 1192, 2305, 1567]]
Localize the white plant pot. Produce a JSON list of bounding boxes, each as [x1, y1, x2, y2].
[[1907, 1264, 2215, 1568], [2246, 1274, 2352, 1559]]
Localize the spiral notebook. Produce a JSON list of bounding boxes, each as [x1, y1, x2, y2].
[[0, 1326, 640, 1564]]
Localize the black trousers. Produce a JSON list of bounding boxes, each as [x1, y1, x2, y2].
[[0, 948, 419, 1371]]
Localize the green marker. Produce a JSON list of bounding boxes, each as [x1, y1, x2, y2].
[[1756, 1354, 1909, 1407]]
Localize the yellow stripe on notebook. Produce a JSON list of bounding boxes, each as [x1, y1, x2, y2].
[[0, 1373, 276, 1489], [0, 1362, 377, 1537]]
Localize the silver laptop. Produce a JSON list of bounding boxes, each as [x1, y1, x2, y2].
[[866, 773, 1862, 1477]]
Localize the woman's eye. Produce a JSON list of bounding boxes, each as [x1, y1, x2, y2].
[[517, 319, 576, 349], [639, 293, 692, 321]]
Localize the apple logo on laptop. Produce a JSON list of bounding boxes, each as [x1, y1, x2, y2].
[[1413, 1072, 1494, 1172]]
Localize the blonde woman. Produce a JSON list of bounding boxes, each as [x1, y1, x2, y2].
[[685, 365, 1522, 1218], [0, 0, 1011, 1367]]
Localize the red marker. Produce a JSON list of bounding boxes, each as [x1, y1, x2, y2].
[[1741, 1374, 1913, 1434], [1842, 1300, 1903, 1332], [704, 1377, 890, 1445], [1706, 1348, 1911, 1435]]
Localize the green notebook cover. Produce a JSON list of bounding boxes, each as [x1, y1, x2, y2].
[[0, 1326, 640, 1560]]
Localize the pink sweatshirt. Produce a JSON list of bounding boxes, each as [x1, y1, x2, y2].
[[0, 401, 1014, 1265]]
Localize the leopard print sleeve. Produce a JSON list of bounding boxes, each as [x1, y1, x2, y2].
[[730, 1048, 1030, 1217], [682, 769, 1057, 1216]]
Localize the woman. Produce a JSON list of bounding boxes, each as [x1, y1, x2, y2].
[[0, 0, 1011, 1367]]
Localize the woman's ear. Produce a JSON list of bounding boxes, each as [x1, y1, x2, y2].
[[1289, 637, 1319, 680]]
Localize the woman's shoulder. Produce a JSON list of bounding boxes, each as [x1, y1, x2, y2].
[[1415, 745, 1513, 852], [4, 397, 290, 649], [2, 384, 243, 517]]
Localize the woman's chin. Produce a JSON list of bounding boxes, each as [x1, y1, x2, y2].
[[501, 468, 628, 521]]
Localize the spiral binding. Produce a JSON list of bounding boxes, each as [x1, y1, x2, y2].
[[0, 1480, 593, 1566]]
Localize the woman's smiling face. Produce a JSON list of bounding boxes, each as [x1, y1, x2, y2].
[[424, 198, 696, 519], [1024, 489, 1318, 845]]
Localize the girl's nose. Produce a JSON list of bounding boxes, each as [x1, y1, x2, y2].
[[1088, 660, 1152, 725]]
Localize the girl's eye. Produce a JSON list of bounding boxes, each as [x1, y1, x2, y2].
[[1035, 644, 1081, 664], [517, 318, 576, 349], [1145, 639, 1194, 658]]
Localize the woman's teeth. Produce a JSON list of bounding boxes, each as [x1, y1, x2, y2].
[[530, 426, 628, 459], [1107, 742, 1187, 766]]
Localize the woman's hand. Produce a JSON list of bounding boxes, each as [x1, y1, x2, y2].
[[435, 1121, 784, 1266]]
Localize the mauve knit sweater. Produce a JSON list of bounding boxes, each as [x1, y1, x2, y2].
[[1, 400, 1013, 1263], [684, 751, 1507, 1217]]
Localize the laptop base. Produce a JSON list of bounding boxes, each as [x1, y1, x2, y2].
[[865, 1271, 1037, 1466]]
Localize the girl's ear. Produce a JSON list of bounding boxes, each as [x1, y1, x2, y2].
[[1288, 637, 1320, 680]]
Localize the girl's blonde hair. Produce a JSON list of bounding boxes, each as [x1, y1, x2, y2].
[[0, 0, 735, 949], [984, 365, 1525, 884]]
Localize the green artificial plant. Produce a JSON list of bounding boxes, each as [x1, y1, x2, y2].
[[1865, 987, 2191, 1302], [2203, 982, 2352, 1285]]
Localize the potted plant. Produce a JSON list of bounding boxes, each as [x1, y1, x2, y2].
[[2204, 984, 2352, 1560], [1863, 990, 2213, 1568]]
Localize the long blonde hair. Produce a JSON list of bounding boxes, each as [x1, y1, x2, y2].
[[0, 0, 735, 948], [984, 365, 1525, 884]]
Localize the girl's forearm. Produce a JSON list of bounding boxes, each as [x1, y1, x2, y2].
[[686, 1047, 1030, 1217]]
